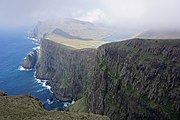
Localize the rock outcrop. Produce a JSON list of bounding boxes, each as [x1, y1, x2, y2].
[[23, 50, 38, 69], [86, 39, 180, 120], [36, 39, 96, 101]]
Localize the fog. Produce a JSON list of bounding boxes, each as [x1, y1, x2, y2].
[[0, 0, 180, 30]]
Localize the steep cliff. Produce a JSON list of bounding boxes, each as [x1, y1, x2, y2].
[[36, 39, 97, 101], [35, 34, 179, 119], [23, 50, 38, 69], [86, 39, 180, 120]]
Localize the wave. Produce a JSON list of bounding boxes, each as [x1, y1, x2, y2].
[[32, 41, 40, 46], [47, 99, 54, 104], [36, 88, 46, 92], [63, 102, 71, 107], [63, 99, 75, 107], [33, 46, 40, 50], [71, 99, 75, 104], [33, 72, 53, 93], [27, 37, 40, 45], [18, 66, 32, 71], [27, 37, 38, 42]]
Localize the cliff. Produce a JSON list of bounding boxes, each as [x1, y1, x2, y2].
[[85, 39, 180, 120], [0, 91, 109, 120], [64, 38, 179, 119], [32, 18, 115, 41], [35, 31, 179, 119], [35, 38, 99, 101], [23, 50, 38, 69]]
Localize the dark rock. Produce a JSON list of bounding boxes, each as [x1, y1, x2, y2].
[[87, 39, 180, 120], [0, 91, 7, 96], [23, 50, 38, 69]]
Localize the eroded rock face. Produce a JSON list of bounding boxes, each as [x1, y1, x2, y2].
[[23, 50, 38, 69], [87, 39, 180, 120], [36, 39, 96, 101]]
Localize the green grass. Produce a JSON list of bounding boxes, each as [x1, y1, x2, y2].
[[0, 92, 109, 120], [67, 97, 89, 113], [47, 34, 104, 49]]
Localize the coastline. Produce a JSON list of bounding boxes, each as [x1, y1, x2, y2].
[[26, 36, 75, 109]]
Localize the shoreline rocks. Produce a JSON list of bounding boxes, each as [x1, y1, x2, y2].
[[23, 50, 38, 69]]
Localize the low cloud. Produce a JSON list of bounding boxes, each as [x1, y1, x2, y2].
[[74, 9, 107, 23], [0, 0, 180, 30]]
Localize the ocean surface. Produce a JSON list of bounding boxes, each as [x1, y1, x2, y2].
[[0, 29, 71, 111]]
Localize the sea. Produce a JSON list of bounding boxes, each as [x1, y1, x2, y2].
[[0, 28, 72, 111]]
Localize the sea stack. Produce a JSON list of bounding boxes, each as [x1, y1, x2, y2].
[[23, 50, 38, 69]]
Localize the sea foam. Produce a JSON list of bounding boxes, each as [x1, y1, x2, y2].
[[47, 99, 54, 104], [27, 37, 40, 45], [18, 66, 32, 71], [33, 72, 53, 93], [33, 46, 40, 50]]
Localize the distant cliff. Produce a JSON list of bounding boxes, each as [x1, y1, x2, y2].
[[134, 29, 180, 39], [32, 19, 112, 40], [36, 39, 96, 101], [85, 39, 180, 120]]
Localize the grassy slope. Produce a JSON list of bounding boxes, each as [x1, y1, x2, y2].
[[46, 34, 104, 49], [67, 97, 89, 113], [0, 92, 109, 120]]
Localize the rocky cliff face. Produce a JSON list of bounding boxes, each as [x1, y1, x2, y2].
[[35, 36, 179, 119], [87, 39, 180, 120], [36, 39, 96, 101], [23, 50, 38, 69]]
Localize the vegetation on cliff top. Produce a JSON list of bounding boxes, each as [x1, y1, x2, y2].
[[0, 91, 109, 120], [46, 34, 104, 49]]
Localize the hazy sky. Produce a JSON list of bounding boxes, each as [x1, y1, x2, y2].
[[0, 0, 180, 29]]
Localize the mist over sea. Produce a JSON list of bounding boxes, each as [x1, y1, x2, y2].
[[0, 29, 70, 110]]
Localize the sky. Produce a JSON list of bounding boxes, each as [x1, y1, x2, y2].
[[0, 0, 180, 30]]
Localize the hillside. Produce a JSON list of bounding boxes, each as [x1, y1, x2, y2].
[[46, 34, 104, 49], [32, 18, 115, 41], [0, 91, 109, 120], [134, 29, 180, 39]]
